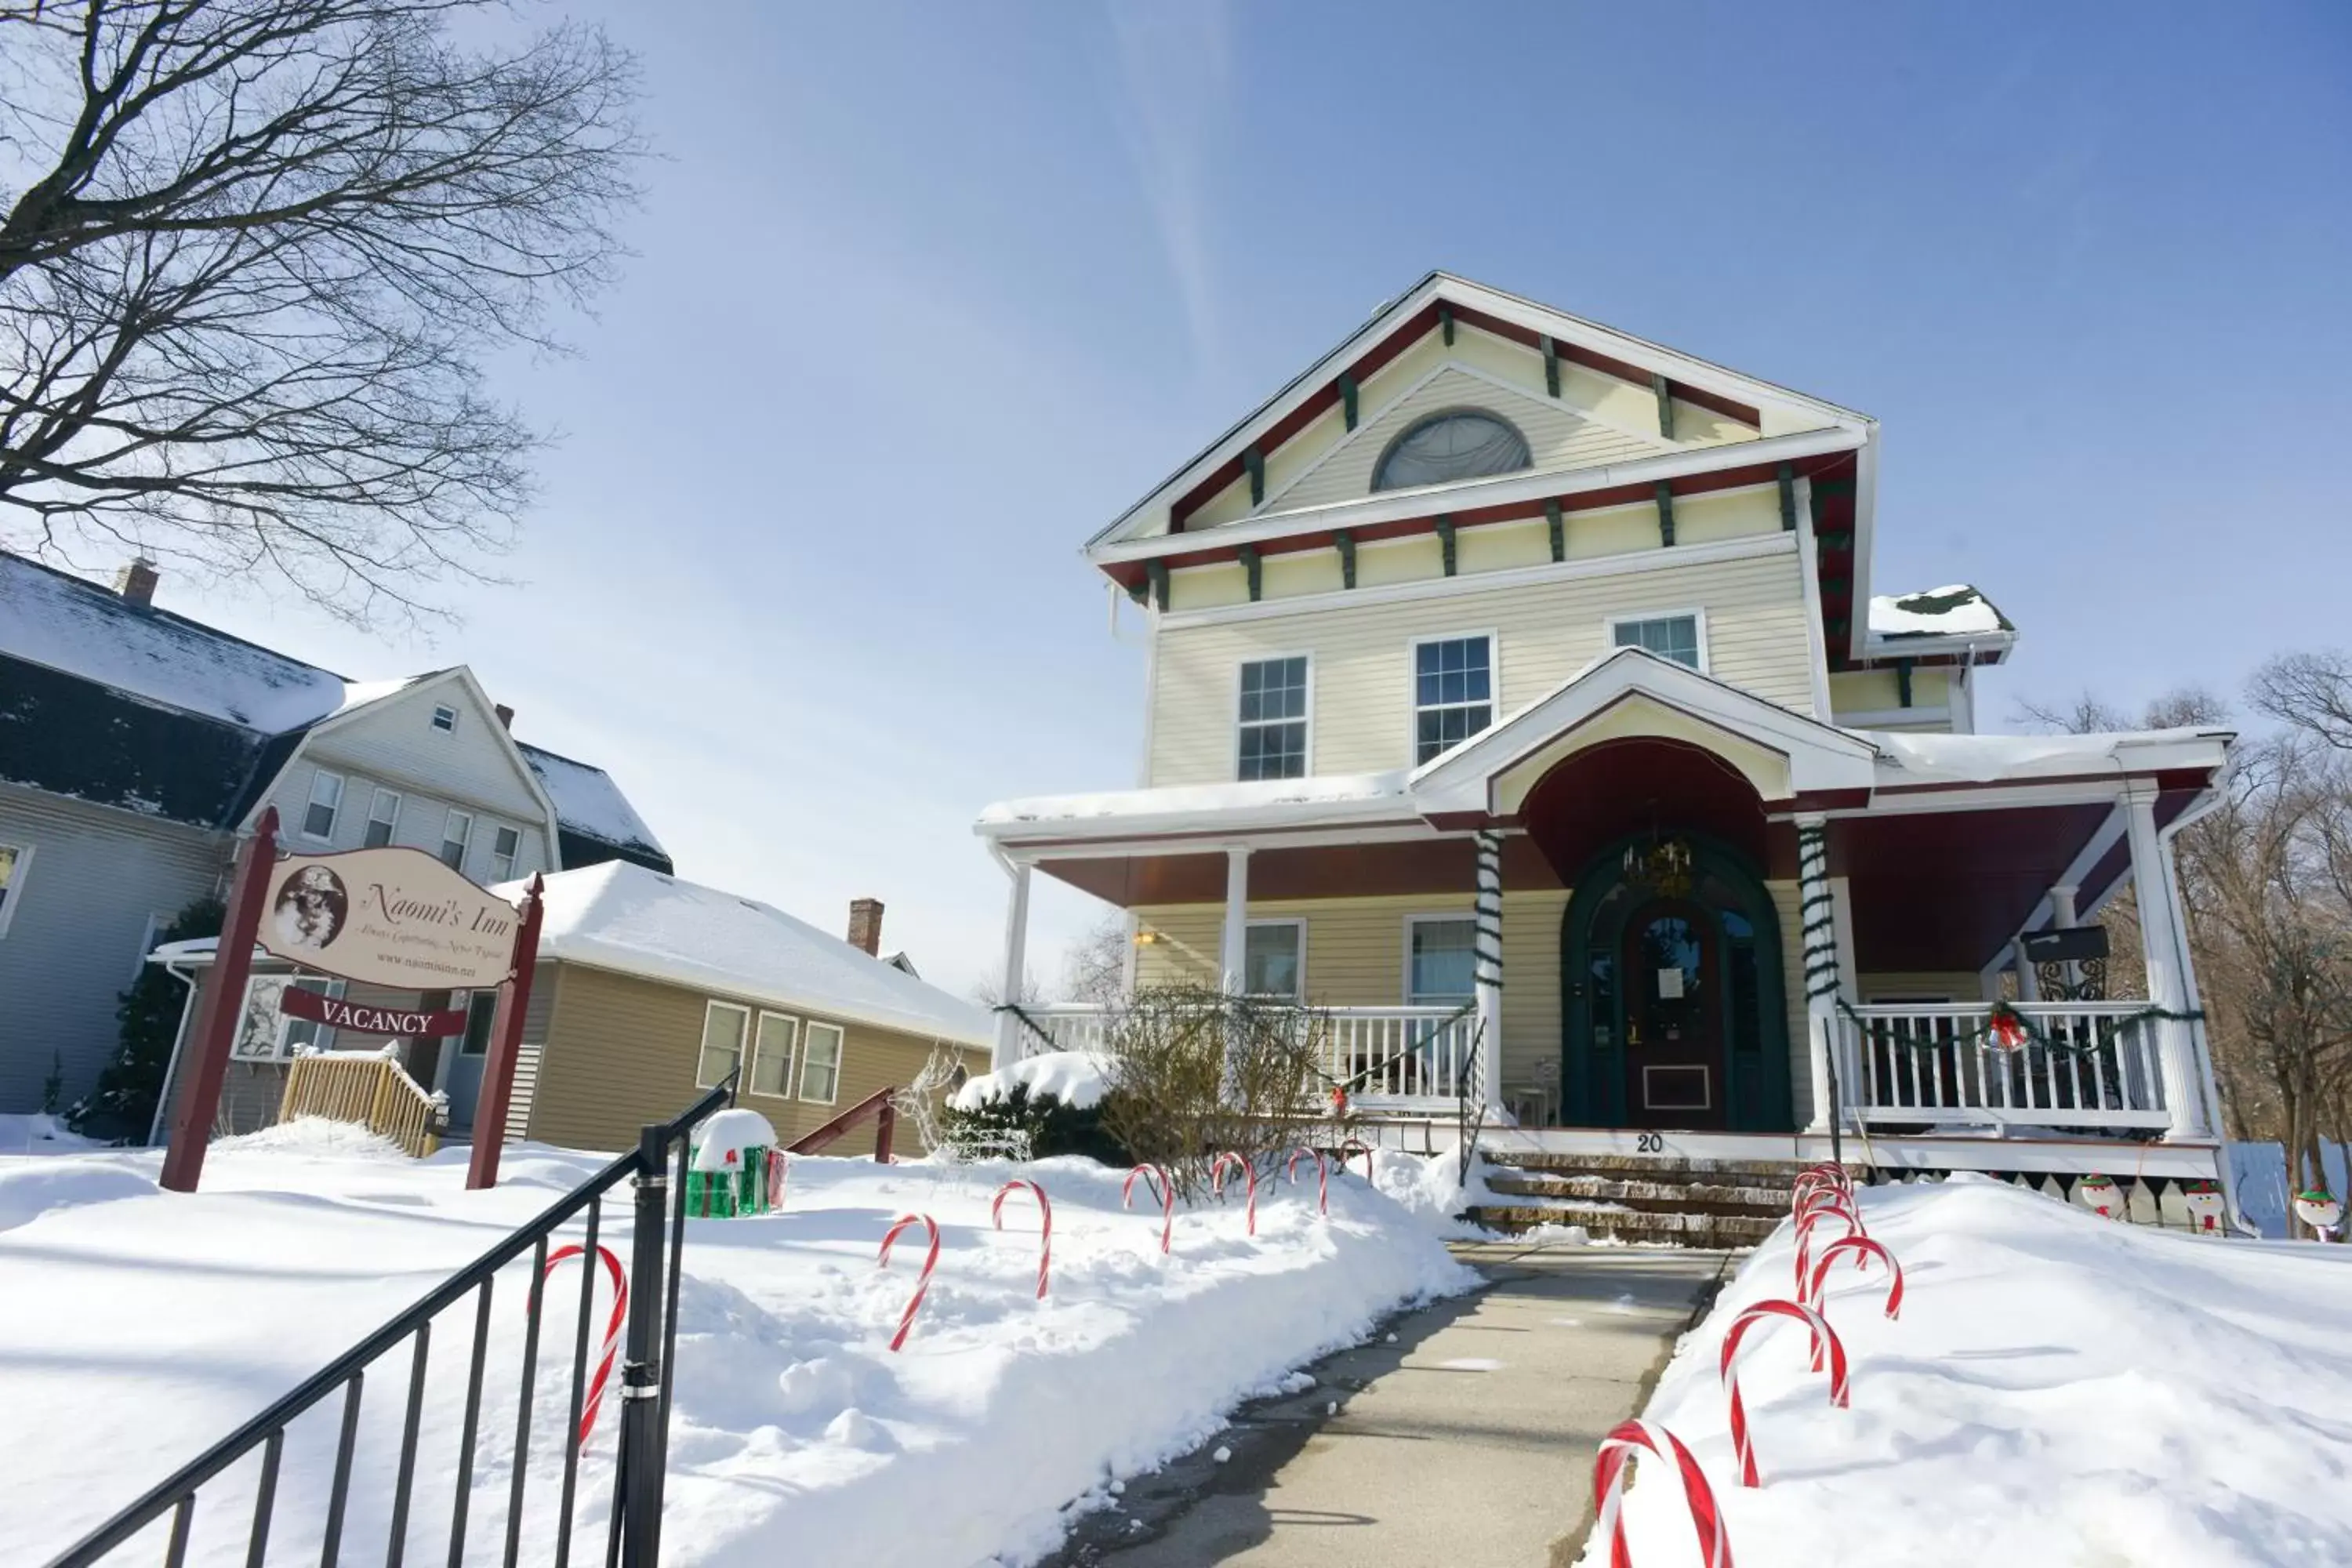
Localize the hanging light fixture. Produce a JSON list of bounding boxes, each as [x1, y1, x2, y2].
[[1622, 819, 1694, 898]]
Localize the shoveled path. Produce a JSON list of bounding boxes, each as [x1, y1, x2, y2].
[[1046, 1241, 1732, 1568]]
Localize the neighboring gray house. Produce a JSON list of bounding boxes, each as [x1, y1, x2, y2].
[[0, 551, 671, 1123]]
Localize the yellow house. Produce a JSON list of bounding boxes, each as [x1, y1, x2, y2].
[[975, 273, 2234, 1205]]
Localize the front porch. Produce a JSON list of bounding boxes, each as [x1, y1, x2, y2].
[[978, 648, 2234, 1179]]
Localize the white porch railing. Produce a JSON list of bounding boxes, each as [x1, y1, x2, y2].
[[1838, 1003, 2170, 1131], [1007, 1002, 1477, 1108]]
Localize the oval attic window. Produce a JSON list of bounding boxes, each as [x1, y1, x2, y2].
[[1371, 409, 1532, 492]]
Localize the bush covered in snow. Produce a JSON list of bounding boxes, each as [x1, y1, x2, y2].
[[939, 1079, 1127, 1166]]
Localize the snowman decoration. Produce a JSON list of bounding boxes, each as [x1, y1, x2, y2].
[[2294, 1189, 2343, 1241], [2077, 1173, 2125, 1220], [2182, 1178, 2226, 1235]]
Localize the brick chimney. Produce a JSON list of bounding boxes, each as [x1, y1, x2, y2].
[[493, 703, 514, 731], [115, 557, 159, 607], [848, 898, 884, 956]]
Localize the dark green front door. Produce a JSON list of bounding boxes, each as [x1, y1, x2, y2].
[[1560, 834, 1792, 1132]]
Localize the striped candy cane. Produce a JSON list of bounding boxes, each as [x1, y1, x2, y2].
[[992, 1180, 1052, 1299], [1808, 1235, 1904, 1321], [1123, 1163, 1174, 1254], [1592, 1418, 1733, 1568], [1719, 1299, 1849, 1488], [1338, 1138, 1376, 1181], [1794, 1203, 1866, 1301], [1287, 1147, 1329, 1215], [537, 1243, 628, 1446], [1212, 1152, 1259, 1236], [877, 1214, 941, 1352], [767, 1147, 788, 1211]]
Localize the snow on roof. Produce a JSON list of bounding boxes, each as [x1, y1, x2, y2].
[[979, 771, 1409, 832], [518, 742, 667, 858], [503, 860, 992, 1047], [1864, 725, 2231, 785], [1867, 584, 2013, 641], [0, 553, 352, 732]]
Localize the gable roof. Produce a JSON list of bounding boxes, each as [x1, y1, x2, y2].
[[509, 860, 990, 1047], [518, 742, 673, 875], [1093, 270, 1872, 551]]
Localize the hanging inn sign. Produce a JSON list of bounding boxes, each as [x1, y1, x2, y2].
[[161, 811, 546, 1196]]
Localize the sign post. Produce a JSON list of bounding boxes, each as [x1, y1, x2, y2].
[[161, 809, 280, 1193], [468, 873, 546, 1191]]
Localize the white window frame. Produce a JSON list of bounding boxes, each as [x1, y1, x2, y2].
[[488, 822, 521, 882], [430, 703, 459, 733], [365, 787, 403, 849], [1603, 608, 1710, 673], [1406, 630, 1500, 767], [797, 1019, 845, 1105], [1401, 912, 1480, 1007], [439, 808, 474, 873], [0, 841, 31, 940], [1218, 916, 1306, 1000], [302, 768, 346, 842], [1233, 651, 1314, 782], [696, 1000, 750, 1089], [748, 1011, 799, 1098]]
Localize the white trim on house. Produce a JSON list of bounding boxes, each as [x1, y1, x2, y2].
[[1792, 475, 1837, 720], [0, 840, 31, 941], [364, 786, 403, 848], [1094, 427, 1862, 568], [696, 999, 750, 1090], [1233, 650, 1316, 783], [1602, 607, 1710, 674], [1216, 914, 1307, 1000], [300, 767, 345, 842], [748, 1010, 799, 1099], [1093, 271, 1872, 550], [797, 1019, 844, 1105], [1401, 911, 1479, 1007], [1407, 628, 1501, 767], [439, 806, 475, 872], [1160, 532, 1798, 633]]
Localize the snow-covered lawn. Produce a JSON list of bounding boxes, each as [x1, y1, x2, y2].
[[2, 1124, 1472, 1566], [1599, 1174, 2352, 1566]]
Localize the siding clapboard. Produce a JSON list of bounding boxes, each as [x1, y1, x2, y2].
[[1149, 541, 1817, 786]]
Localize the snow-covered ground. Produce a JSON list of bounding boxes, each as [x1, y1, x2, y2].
[[1595, 1174, 2352, 1566], [1, 1123, 1471, 1567]]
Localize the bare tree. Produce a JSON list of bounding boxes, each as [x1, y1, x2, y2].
[[1060, 913, 1131, 1007], [0, 0, 641, 621], [2254, 651, 2352, 752]]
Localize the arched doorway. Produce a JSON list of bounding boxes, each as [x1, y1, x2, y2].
[[1559, 833, 1791, 1131]]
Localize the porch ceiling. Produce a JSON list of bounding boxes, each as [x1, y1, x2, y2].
[[1841, 802, 2114, 972]]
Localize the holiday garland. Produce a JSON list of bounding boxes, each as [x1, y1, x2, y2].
[[1835, 994, 2204, 1061]]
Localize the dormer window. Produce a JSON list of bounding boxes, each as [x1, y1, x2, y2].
[[430, 703, 458, 733], [1371, 409, 1531, 492]]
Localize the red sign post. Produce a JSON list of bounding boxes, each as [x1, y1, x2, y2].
[[467, 873, 546, 1190], [159, 809, 280, 1193]]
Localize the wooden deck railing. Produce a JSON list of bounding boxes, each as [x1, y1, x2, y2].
[[279, 1047, 445, 1157], [1013, 1002, 1475, 1109], [786, 1087, 898, 1162], [1838, 1002, 2171, 1131]]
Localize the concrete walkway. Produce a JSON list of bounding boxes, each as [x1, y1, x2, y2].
[[1049, 1241, 1731, 1567]]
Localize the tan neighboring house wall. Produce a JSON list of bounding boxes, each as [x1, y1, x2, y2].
[[518, 961, 987, 1157]]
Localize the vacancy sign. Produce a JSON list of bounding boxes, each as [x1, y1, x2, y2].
[[257, 846, 521, 990]]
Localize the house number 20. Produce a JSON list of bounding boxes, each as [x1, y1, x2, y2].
[[1636, 1131, 1664, 1153]]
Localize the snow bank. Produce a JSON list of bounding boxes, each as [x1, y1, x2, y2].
[[0, 1112, 98, 1156], [2, 1141, 1471, 1566], [1592, 1175, 2352, 1566], [951, 1051, 1114, 1112]]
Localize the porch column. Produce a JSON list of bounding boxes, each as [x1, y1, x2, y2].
[[1796, 815, 1842, 1133], [2012, 935, 2042, 1002], [2048, 884, 2080, 996], [992, 857, 1033, 1070], [2123, 786, 2207, 1140], [1220, 845, 1252, 994], [1474, 829, 1505, 1117]]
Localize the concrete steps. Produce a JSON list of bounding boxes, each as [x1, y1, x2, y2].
[[1468, 1150, 1828, 1247]]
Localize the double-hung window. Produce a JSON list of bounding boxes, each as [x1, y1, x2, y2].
[[0, 843, 27, 938], [697, 1001, 749, 1087], [1611, 613, 1703, 670], [799, 1021, 844, 1104], [365, 788, 402, 848], [1238, 920, 1304, 999], [489, 825, 521, 882], [1413, 636, 1494, 764], [439, 808, 474, 872], [303, 769, 344, 840], [749, 1012, 798, 1098], [1237, 656, 1309, 781], [1406, 916, 1479, 1006]]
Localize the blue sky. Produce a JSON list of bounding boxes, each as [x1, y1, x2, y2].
[[138, 2, 2350, 996]]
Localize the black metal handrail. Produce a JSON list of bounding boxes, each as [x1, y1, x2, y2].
[[48, 1076, 739, 1568]]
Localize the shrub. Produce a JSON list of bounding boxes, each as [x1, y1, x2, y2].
[[939, 1081, 1127, 1165], [70, 897, 223, 1142]]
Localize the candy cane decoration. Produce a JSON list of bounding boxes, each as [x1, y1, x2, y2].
[[536, 1243, 627, 1445], [766, 1147, 788, 1210], [1591, 1418, 1733, 1568], [1212, 1152, 1259, 1236], [1795, 1183, 1866, 1236], [1794, 1204, 1865, 1300], [877, 1214, 941, 1352], [1791, 1165, 1852, 1211], [1338, 1139, 1375, 1181], [992, 1180, 1053, 1299], [1123, 1163, 1174, 1254], [1719, 1299, 1849, 1488], [1286, 1147, 1329, 1216], [1808, 1235, 1904, 1321]]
